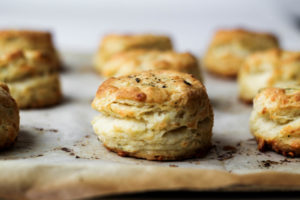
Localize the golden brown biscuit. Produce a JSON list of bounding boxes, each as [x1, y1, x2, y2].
[[203, 29, 279, 77], [0, 50, 62, 108], [238, 49, 300, 103], [94, 34, 173, 72], [100, 49, 202, 81], [0, 30, 60, 69], [0, 83, 19, 149], [250, 87, 300, 157], [91, 70, 213, 161]]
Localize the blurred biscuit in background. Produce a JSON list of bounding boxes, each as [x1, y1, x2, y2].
[[203, 28, 279, 77], [238, 48, 300, 103], [250, 87, 300, 157], [0, 82, 19, 149], [0, 30, 61, 69], [91, 70, 213, 161], [0, 50, 62, 108], [100, 49, 203, 81], [94, 34, 173, 73]]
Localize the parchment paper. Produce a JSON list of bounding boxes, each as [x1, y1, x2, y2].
[[0, 52, 300, 200]]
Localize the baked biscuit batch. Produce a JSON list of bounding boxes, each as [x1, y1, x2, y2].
[[91, 70, 213, 160], [0, 30, 62, 108], [0, 28, 298, 160]]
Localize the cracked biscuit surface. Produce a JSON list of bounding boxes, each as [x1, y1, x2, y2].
[[250, 88, 300, 157], [203, 29, 279, 77], [99, 49, 202, 81], [0, 83, 19, 149], [238, 49, 300, 103], [92, 70, 213, 161], [94, 34, 172, 72]]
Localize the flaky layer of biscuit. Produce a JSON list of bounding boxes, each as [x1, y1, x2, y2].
[[250, 88, 300, 157], [92, 111, 212, 161], [98, 49, 202, 81], [94, 34, 173, 69], [203, 28, 279, 77], [0, 84, 19, 149], [8, 73, 62, 108], [238, 49, 300, 102]]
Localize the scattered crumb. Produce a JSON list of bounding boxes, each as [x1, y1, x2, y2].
[[61, 147, 72, 153], [223, 145, 237, 152], [261, 160, 279, 168], [48, 129, 58, 133], [33, 127, 58, 133], [217, 152, 235, 161]]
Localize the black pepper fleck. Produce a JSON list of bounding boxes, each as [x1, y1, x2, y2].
[[184, 80, 192, 86], [135, 78, 141, 83], [162, 85, 167, 88]]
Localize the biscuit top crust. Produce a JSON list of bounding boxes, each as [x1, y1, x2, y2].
[[99, 34, 172, 53], [243, 48, 300, 71], [0, 82, 9, 92], [242, 48, 300, 84], [101, 34, 172, 47], [0, 82, 18, 112], [211, 28, 279, 48], [254, 88, 300, 124], [94, 70, 204, 105], [101, 50, 198, 77], [92, 70, 210, 122], [0, 29, 56, 54], [0, 50, 57, 82], [0, 30, 51, 40]]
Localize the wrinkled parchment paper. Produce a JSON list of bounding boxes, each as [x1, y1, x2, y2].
[[0, 52, 300, 200]]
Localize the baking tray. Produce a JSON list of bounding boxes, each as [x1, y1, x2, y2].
[[0, 52, 299, 200]]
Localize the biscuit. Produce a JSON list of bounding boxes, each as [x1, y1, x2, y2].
[[250, 88, 300, 157], [0, 50, 62, 108], [91, 70, 213, 161], [0, 29, 61, 69], [203, 29, 279, 77], [94, 34, 173, 72], [100, 49, 202, 81], [238, 49, 300, 103], [0, 83, 19, 149]]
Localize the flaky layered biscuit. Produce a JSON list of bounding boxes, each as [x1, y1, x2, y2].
[[0, 50, 62, 108], [94, 34, 172, 72], [0, 83, 19, 149], [250, 88, 300, 157], [91, 70, 213, 161], [100, 49, 202, 81], [0, 30, 60, 69], [238, 49, 300, 103], [203, 29, 279, 77]]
